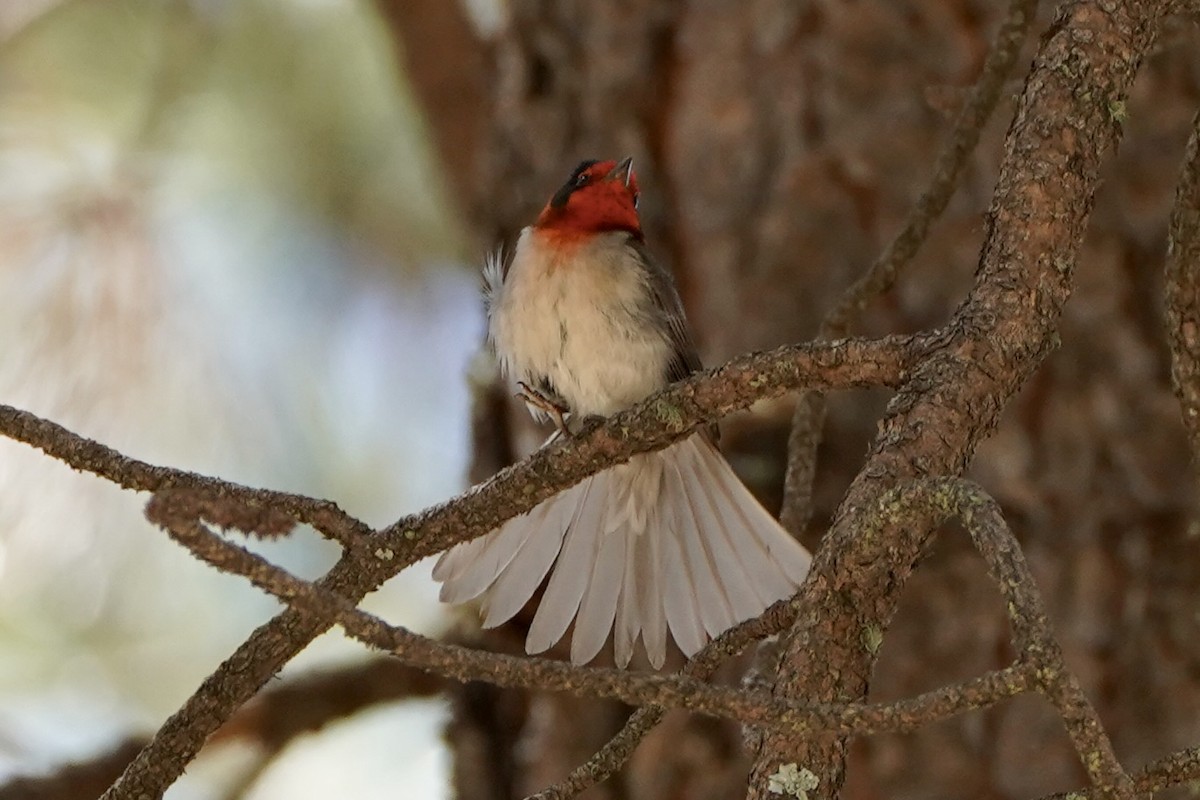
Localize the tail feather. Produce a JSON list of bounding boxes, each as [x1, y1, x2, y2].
[[674, 446, 762, 620], [434, 503, 548, 603], [660, 492, 708, 657], [431, 527, 486, 583], [636, 521, 667, 668], [433, 434, 812, 668], [688, 441, 802, 606], [571, 520, 628, 664], [614, 517, 645, 667], [700, 445, 812, 585], [724, 460, 811, 585], [479, 491, 577, 628], [671, 457, 737, 637], [525, 475, 608, 653]]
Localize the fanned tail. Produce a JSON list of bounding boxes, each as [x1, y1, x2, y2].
[[432, 435, 812, 668]]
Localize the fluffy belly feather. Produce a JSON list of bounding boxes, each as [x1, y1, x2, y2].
[[489, 228, 672, 417]]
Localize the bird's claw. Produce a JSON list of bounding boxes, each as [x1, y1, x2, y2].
[[516, 381, 572, 436]]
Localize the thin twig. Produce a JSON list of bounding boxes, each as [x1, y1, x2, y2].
[[1040, 746, 1200, 799], [1164, 110, 1200, 478], [1133, 746, 1200, 794], [779, 0, 1040, 534], [0, 334, 916, 560], [823, 0, 1038, 336], [0, 405, 369, 545], [527, 602, 799, 800], [868, 479, 1135, 799]]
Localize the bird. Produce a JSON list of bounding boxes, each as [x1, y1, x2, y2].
[[432, 158, 812, 669]]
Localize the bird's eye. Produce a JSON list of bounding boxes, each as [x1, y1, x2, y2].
[[576, 172, 590, 187]]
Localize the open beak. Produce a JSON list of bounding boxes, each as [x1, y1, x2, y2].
[[606, 156, 634, 187]]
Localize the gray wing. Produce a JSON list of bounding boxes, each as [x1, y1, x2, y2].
[[628, 237, 703, 384]]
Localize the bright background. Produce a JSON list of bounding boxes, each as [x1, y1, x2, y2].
[[0, 1, 492, 796]]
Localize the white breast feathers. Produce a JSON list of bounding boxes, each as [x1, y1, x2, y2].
[[487, 228, 674, 418]]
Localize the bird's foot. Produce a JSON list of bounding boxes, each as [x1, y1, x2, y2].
[[516, 381, 572, 436]]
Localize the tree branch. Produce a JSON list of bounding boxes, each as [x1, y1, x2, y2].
[[145, 474, 1192, 800], [375, 334, 921, 563], [749, 3, 1167, 797], [521, 605, 799, 800], [1040, 747, 1200, 800], [823, 0, 1039, 338], [141, 483, 1048, 737], [0, 405, 368, 545], [780, 0, 1039, 533], [1, 5, 1188, 796], [14, 334, 911, 800], [0, 659, 443, 800], [1165, 109, 1200, 479], [6, 374, 1191, 798]]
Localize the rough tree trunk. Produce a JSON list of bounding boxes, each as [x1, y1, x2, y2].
[[386, 1, 1200, 797]]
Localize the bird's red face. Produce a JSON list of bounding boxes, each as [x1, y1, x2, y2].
[[534, 158, 642, 241]]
